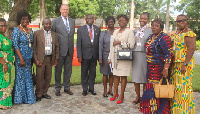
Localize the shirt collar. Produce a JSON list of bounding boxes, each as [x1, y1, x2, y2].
[[61, 15, 68, 20], [43, 29, 51, 34], [86, 24, 93, 29]]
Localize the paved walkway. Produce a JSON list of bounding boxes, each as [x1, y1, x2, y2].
[[0, 83, 199, 114]]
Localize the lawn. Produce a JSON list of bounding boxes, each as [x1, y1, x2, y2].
[[10, 64, 200, 92]]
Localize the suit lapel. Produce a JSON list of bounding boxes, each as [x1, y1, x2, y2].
[[51, 31, 55, 50], [40, 30, 45, 46], [93, 25, 97, 44], [59, 16, 68, 34], [69, 18, 73, 35]]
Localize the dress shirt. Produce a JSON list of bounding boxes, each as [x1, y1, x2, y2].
[[44, 29, 52, 55], [61, 15, 70, 33], [86, 24, 94, 40]]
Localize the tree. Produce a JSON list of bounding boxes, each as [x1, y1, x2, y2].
[[0, 0, 13, 17], [6, 0, 33, 38], [177, 0, 200, 40]]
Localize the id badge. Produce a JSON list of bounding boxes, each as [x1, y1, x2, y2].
[[91, 39, 93, 43], [29, 43, 31, 47], [45, 47, 51, 51], [173, 45, 176, 50], [137, 43, 142, 46]]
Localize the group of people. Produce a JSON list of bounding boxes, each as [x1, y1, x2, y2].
[[0, 4, 196, 114], [99, 12, 196, 114]]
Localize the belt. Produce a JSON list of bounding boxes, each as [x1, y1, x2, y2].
[[45, 55, 52, 57]]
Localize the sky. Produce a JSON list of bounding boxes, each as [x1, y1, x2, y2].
[[172, 0, 184, 15]]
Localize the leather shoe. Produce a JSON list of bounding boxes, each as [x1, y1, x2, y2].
[[55, 90, 61, 96], [36, 97, 41, 101], [82, 91, 87, 96], [89, 90, 97, 95], [42, 94, 51, 99], [64, 90, 73, 95]]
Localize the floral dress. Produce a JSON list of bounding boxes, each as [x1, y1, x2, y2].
[[11, 27, 36, 104], [139, 32, 173, 114], [170, 31, 196, 114], [0, 33, 14, 109]]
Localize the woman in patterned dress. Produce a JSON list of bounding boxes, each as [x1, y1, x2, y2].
[[11, 11, 36, 104], [139, 19, 173, 114], [0, 18, 14, 109], [170, 14, 196, 114]]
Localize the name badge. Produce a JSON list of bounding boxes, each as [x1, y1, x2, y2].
[[173, 45, 176, 50], [29, 43, 32, 47], [45, 47, 51, 51], [137, 43, 142, 46], [91, 39, 93, 43]]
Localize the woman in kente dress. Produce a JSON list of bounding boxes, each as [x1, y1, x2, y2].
[[170, 14, 196, 114], [139, 19, 173, 114], [0, 18, 14, 109], [12, 11, 36, 104]]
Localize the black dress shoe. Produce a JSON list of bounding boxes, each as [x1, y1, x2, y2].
[[42, 94, 51, 99], [82, 91, 87, 96], [64, 90, 73, 95], [36, 97, 41, 101], [89, 90, 97, 95], [55, 90, 61, 96]]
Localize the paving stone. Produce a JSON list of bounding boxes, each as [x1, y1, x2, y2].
[[0, 83, 199, 114]]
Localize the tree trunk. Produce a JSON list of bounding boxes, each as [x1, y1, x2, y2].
[[130, 0, 135, 30], [165, 0, 170, 32], [6, 0, 32, 39], [40, 0, 46, 29]]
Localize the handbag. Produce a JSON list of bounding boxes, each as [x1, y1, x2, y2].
[[117, 44, 133, 60], [32, 66, 36, 86], [153, 77, 175, 98]]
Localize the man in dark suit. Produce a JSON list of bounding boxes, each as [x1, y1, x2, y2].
[[51, 4, 75, 96], [33, 18, 59, 101], [77, 14, 101, 96]]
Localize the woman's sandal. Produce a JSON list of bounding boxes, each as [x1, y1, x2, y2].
[[133, 97, 141, 105], [107, 91, 113, 96], [103, 93, 108, 97]]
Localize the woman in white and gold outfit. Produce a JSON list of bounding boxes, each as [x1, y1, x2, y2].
[[108, 14, 135, 104]]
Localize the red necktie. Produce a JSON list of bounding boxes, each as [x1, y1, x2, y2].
[[89, 26, 93, 44]]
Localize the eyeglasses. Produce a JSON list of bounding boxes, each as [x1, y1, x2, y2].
[[176, 19, 187, 23], [0, 25, 7, 27]]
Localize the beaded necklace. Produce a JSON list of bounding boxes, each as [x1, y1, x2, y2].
[[20, 24, 31, 47]]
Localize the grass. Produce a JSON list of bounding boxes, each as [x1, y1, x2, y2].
[[193, 65, 200, 92], [10, 64, 200, 92]]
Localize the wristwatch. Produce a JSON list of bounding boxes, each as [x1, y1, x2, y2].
[[183, 62, 188, 66]]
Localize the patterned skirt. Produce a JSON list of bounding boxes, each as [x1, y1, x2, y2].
[[139, 63, 170, 114], [170, 60, 195, 114]]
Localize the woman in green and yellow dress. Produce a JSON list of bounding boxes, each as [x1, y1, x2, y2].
[[170, 14, 196, 114], [0, 18, 14, 109]]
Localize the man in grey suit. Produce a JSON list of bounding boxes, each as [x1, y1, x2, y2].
[[51, 4, 75, 96], [77, 14, 101, 96]]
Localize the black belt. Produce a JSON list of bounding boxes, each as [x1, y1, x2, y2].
[[45, 55, 52, 57]]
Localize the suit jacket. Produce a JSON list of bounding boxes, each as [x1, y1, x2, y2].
[[33, 30, 59, 64], [77, 25, 101, 60], [51, 16, 75, 56], [99, 30, 111, 60]]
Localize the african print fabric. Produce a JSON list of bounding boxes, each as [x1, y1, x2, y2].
[[139, 32, 173, 114], [170, 31, 196, 114]]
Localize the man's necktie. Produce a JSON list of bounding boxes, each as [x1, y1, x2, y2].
[[65, 18, 70, 34], [89, 26, 93, 44]]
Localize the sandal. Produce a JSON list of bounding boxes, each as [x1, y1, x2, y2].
[[107, 91, 113, 96], [103, 94, 108, 97], [133, 97, 141, 105]]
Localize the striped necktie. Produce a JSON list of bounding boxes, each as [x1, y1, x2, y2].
[[65, 18, 70, 34]]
